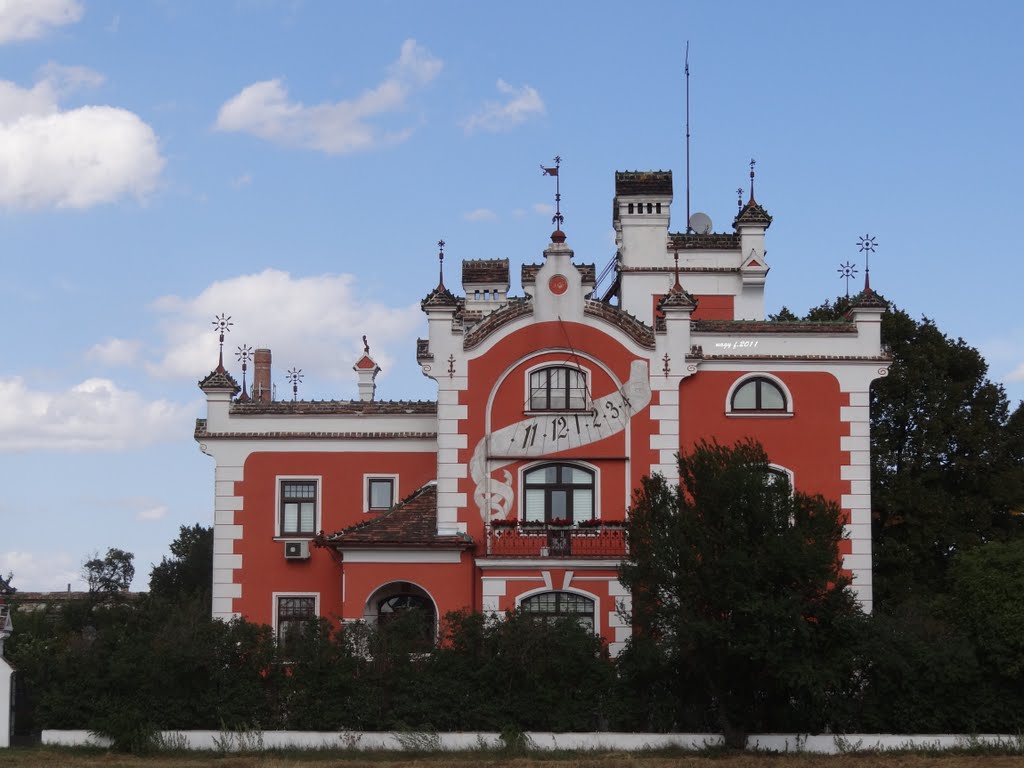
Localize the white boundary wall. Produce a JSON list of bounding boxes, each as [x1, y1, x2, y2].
[[0, 658, 12, 749], [39, 730, 1024, 753]]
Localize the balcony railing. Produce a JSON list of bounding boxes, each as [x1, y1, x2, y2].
[[486, 522, 626, 558]]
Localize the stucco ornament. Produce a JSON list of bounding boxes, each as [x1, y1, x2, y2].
[[471, 360, 652, 523]]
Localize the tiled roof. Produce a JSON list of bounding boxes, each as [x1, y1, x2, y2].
[[463, 297, 533, 350], [198, 367, 241, 394], [849, 289, 888, 310], [521, 263, 597, 284], [692, 320, 857, 334], [614, 170, 673, 196], [194, 419, 437, 441], [619, 266, 741, 275], [421, 283, 460, 309], [318, 483, 472, 548], [228, 400, 437, 415], [462, 259, 509, 284], [583, 300, 656, 349], [657, 287, 697, 311], [668, 232, 741, 250], [733, 200, 773, 228], [416, 337, 432, 361]]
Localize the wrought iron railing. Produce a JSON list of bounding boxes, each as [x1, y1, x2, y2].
[[486, 522, 626, 558]]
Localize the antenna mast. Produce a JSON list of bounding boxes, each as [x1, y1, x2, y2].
[[685, 41, 691, 233]]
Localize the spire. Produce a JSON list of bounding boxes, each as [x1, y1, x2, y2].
[[857, 233, 878, 294], [658, 250, 697, 311], [748, 157, 756, 203], [199, 313, 241, 394], [672, 250, 682, 293], [212, 313, 232, 373], [541, 155, 564, 242], [421, 238, 459, 309], [734, 159, 772, 229], [235, 344, 253, 401]]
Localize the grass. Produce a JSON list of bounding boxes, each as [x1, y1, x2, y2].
[[3, 749, 1024, 768]]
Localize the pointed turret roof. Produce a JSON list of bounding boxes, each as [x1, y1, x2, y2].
[[734, 200, 773, 228], [658, 287, 698, 311], [198, 367, 240, 395]]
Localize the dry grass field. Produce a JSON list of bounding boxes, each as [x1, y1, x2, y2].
[[2, 751, 1023, 768]]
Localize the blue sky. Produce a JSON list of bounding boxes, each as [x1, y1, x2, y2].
[[2, 1, 1022, 591]]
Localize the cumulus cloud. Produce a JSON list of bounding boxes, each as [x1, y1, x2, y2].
[[214, 39, 442, 154], [0, 376, 197, 452], [87, 337, 142, 366], [463, 207, 496, 222], [532, 202, 553, 215], [0, 66, 164, 209], [1007, 362, 1024, 383], [146, 269, 423, 391], [462, 79, 545, 134], [0, 0, 83, 44], [0, 550, 84, 592]]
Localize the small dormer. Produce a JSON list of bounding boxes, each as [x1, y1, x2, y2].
[[462, 259, 509, 314]]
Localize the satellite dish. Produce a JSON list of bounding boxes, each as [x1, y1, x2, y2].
[[688, 212, 713, 234]]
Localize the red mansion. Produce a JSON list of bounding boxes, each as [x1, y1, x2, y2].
[[196, 167, 889, 654]]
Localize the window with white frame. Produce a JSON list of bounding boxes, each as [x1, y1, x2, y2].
[[528, 365, 588, 411], [276, 595, 316, 648], [520, 591, 595, 631], [280, 480, 317, 536], [523, 464, 595, 523], [730, 376, 788, 412]]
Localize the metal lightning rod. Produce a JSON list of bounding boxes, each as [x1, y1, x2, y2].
[[685, 41, 691, 233]]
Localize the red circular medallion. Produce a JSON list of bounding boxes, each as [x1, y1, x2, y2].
[[548, 275, 568, 295]]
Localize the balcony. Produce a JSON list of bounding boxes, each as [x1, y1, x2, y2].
[[485, 521, 626, 558]]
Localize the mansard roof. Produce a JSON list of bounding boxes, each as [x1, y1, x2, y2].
[[463, 258, 509, 284], [614, 170, 673, 196], [669, 232, 741, 250], [521, 263, 597, 284], [318, 483, 472, 549], [198, 367, 241, 395], [733, 200, 773, 228]]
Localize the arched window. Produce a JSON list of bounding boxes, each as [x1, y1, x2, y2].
[[529, 366, 587, 411], [523, 464, 595, 523], [520, 591, 595, 631], [730, 376, 787, 412], [377, 592, 436, 649]]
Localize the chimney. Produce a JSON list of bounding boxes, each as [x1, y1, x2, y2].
[[353, 341, 381, 402], [253, 348, 272, 402]]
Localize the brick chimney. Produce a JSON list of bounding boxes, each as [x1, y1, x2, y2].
[[253, 348, 272, 402]]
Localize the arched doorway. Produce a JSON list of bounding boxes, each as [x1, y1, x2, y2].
[[364, 581, 437, 649]]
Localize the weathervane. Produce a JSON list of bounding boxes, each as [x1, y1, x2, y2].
[[235, 344, 253, 397], [672, 250, 682, 292], [286, 367, 303, 401], [748, 158, 756, 201], [541, 156, 563, 230], [737, 187, 744, 213], [857, 233, 878, 293], [837, 261, 858, 298], [437, 239, 446, 288], [212, 313, 233, 370]]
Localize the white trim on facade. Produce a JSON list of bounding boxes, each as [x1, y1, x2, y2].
[[362, 473, 399, 512], [270, 591, 320, 640], [274, 474, 323, 539], [723, 371, 795, 416], [340, 549, 463, 564]]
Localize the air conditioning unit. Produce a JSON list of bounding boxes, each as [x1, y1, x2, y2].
[[283, 540, 310, 560]]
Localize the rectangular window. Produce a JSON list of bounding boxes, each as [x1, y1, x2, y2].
[[276, 595, 316, 648], [367, 477, 395, 510], [280, 480, 317, 536]]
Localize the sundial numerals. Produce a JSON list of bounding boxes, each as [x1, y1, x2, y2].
[[505, 398, 627, 455]]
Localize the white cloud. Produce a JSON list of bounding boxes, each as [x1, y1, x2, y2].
[[146, 269, 423, 392], [0, 0, 83, 44], [230, 172, 253, 188], [214, 38, 442, 154], [463, 207, 496, 222], [0, 551, 85, 592], [87, 337, 142, 366], [0, 67, 164, 209], [136, 505, 168, 522], [1006, 362, 1024, 383], [532, 202, 553, 215], [462, 79, 545, 134], [0, 376, 197, 452]]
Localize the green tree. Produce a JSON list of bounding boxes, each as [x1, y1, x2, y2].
[[83, 548, 135, 593], [619, 439, 865, 747], [790, 295, 1024, 605], [149, 524, 213, 603]]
